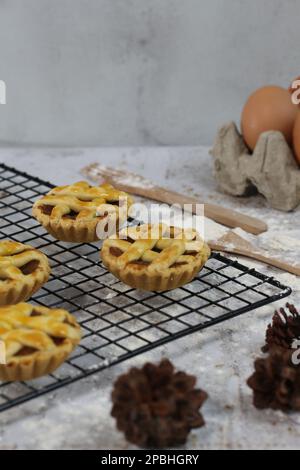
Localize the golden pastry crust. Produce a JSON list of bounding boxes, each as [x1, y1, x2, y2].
[[0, 241, 51, 306], [32, 181, 134, 243], [101, 224, 211, 292], [0, 303, 81, 381]]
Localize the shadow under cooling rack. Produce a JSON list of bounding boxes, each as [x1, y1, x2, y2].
[[0, 163, 292, 412]]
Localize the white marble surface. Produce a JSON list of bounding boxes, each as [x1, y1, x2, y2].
[[0, 146, 300, 450]]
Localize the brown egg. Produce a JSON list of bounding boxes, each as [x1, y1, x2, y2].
[[292, 112, 300, 165], [241, 86, 298, 151]]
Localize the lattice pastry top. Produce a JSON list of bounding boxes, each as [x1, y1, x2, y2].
[[0, 241, 47, 281], [0, 241, 50, 306], [32, 181, 134, 243], [101, 224, 211, 291], [33, 181, 133, 221], [0, 303, 81, 363]]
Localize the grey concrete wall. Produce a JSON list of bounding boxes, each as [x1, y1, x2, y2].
[[0, 0, 299, 146]]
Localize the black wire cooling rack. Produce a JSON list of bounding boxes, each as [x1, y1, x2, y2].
[[0, 163, 292, 412]]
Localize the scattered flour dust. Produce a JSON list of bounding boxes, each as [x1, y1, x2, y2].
[[203, 217, 228, 241], [276, 272, 300, 291], [263, 234, 300, 252], [82, 163, 155, 189]]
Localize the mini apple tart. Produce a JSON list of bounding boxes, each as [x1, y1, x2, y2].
[[32, 181, 134, 243], [0, 241, 50, 306], [101, 224, 211, 291], [0, 303, 81, 381]]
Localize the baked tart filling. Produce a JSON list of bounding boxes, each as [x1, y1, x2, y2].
[[101, 224, 211, 292], [0, 302, 81, 381], [0, 240, 50, 306], [32, 181, 134, 243]]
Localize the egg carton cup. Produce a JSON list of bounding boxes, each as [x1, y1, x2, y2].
[[211, 121, 300, 212]]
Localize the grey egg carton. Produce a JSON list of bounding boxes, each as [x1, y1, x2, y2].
[[211, 121, 300, 211]]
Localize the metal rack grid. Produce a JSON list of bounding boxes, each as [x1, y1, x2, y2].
[[0, 163, 292, 412]]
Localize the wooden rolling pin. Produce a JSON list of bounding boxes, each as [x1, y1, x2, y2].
[[82, 164, 268, 235]]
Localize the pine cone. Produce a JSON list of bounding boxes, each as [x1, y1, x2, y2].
[[111, 359, 208, 448], [262, 304, 300, 353], [247, 347, 300, 411]]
